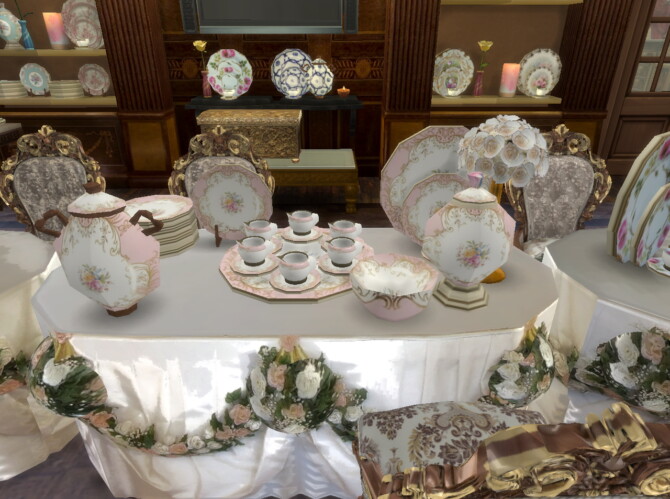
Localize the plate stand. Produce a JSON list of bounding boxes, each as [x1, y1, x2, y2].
[[214, 224, 222, 247], [434, 279, 488, 310], [3, 42, 23, 50]]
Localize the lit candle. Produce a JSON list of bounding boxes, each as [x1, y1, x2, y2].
[[43, 13, 68, 49], [337, 86, 350, 97], [499, 63, 520, 98]]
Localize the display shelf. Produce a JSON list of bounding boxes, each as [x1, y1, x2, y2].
[[440, 0, 582, 4], [0, 96, 117, 107], [431, 94, 561, 107], [0, 49, 107, 57]]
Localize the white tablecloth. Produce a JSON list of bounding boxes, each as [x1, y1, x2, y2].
[[0, 231, 77, 480], [544, 229, 670, 423], [32, 229, 558, 499]]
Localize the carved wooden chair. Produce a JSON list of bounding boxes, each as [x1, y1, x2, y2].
[[0, 125, 106, 241], [505, 125, 611, 259]]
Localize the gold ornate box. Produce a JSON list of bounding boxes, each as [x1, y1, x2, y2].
[[196, 109, 302, 159]]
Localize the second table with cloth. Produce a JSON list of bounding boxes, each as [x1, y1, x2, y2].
[[32, 228, 559, 498]]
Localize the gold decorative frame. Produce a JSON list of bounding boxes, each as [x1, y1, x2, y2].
[[0, 125, 106, 235], [505, 124, 612, 245], [168, 125, 275, 197]]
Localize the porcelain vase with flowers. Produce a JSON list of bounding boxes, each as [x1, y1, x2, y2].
[[422, 172, 515, 309]]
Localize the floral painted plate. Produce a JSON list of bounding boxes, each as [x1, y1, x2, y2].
[[206, 49, 253, 98], [632, 183, 670, 265], [646, 256, 670, 279], [400, 173, 469, 245], [517, 48, 561, 96], [78, 63, 110, 96], [190, 163, 273, 241], [607, 132, 670, 261], [19, 63, 50, 95], [524, 67, 555, 97], [308, 58, 333, 97], [0, 4, 21, 46], [270, 48, 312, 90], [433, 49, 474, 97], [276, 65, 309, 99], [381, 126, 469, 232], [61, 0, 104, 49]]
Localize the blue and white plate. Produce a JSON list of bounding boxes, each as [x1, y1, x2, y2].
[[271, 48, 311, 90], [0, 4, 22, 46], [308, 58, 333, 97], [277, 66, 310, 99], [19, 63, 51, 95]]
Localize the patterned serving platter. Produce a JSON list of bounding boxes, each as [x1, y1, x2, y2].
[[607, 132, 670, 261], [632, 183, 670, 266], [61, 0, 104, 49], [19, 63, 50, 95], [308, 58, 333, 97], [517, 48, 561, 96], [381, 125, 469, 232], [433, 49, 474, 97], [400, 173, 469, 245], [191, 163, 273, 241], [78, 63, 110, 96], [0, 4, 21, 45], [271, 48, 312, 90], [206, 49, 253, 98]]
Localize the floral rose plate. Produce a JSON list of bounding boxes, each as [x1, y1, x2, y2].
[[61, 0, 104, 49], [78, 63, 110, 96], [517, 48, 561, 97], [433, 49, 474, 97], [525, 67, 555, 97], [607, 132, 670, 261], [381, 126, 469, 232], [206, 49, 253, 98], [191, 164, 273, 241], [632, 183, 670, 265], [19, 63, 50, 95]]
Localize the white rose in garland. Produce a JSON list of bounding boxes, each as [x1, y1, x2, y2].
[[458, 114, 549, 187], [296, 364, 321, 399]]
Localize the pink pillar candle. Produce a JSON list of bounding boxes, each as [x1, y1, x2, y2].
[[499, 63, 520, 98], [43, 13, 69, 49]]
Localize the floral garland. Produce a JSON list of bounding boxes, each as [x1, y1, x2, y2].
[[0, 338, 29, 395], [28, 334, 367, 456]]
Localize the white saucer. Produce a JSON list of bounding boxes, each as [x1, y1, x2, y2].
[[646, 257, 670, 279], [318, 254, 355, 275], [282, 227, 323, 243], [269, 234, 283, 254], [269, 269, 321, 293], [231, 253, 278, 275]]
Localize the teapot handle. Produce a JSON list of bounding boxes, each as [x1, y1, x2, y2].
[[129, 210, 164, 236], [35, 209, 69, 238]]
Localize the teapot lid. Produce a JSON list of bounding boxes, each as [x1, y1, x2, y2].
[[67, 182, 126, 216]]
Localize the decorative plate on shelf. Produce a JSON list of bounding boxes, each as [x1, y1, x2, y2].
[[19, 63, 51, 95], [0, 4, 21, 46], [381, 125, 469, 232], [270, 48, 312, 89], [190, 163, 273, 241], [432, 49, 474, 97], [607, 132, 670, 261], [276, 66, 310, 99], [78, 64, 110, 96], [632, 183, 670, 266], [524, 67, 555, 97], [400, 173, 469, 245], [308, 58, 333, 97], [206, 49, 253, 98], [517, 48, 561, 97], [61, 0, 104, 49]]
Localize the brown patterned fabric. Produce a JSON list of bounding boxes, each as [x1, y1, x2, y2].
[[182, 156, 256, 196], [13, 157, 88, 241], [523, 155, 594, 242]]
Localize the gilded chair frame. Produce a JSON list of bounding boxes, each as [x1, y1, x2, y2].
[[505, 124, 612, 245], [168, 125, 275, 196], [0, 125, 105, 235]]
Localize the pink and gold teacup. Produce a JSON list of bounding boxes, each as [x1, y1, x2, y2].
[[236, 236, 272, 267], [244, 219, 278, 240], [325, 236, 361, 268], [328, 220, 362, 239], [277, 251, 316, 285], [287, 210, 319, 236]]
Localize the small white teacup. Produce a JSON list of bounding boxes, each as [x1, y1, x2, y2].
[[287, 210, 319, 236], [328, 220, 362, 239], [236, 236, 272, 267], [244, 219, 278, 240], [326, 236, 362, 268], [663, 247, 670, 270], [277, 251, 316, 285]]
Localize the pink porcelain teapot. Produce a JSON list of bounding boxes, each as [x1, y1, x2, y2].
[[35, 182, 163, 316]]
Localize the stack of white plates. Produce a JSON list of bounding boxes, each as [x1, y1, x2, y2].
[[0, 80, 28, 98], [124, 195, 199, 258], [49, 80, 84, 99]]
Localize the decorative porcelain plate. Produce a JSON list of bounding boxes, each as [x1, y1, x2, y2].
[[206, 49, 253, 98], [271, 48, 312, 90], [19, 63, 50, 95], [400, 173, 469, 245], [191, 164, 273, 241], [78, 63, 110, 96], [308, 58, 333, 97], [433, 49, 474, 97], [525, 67, 555, 97], [607, 132, 670, 261], [381, 125, 469, 232], [632, 183, 670, 266], [646, 256, 670, 279], [125, 195, 193, 221], [517, 48, 561, 96], [61, 0, 104, 49], [0, 4, 21, 45], [276, 66, 310, 99]]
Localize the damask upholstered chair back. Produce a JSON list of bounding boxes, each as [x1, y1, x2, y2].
[[0, 125, 106, 241], [168, 125, 275, 199], [505, 125, 611, 256]]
